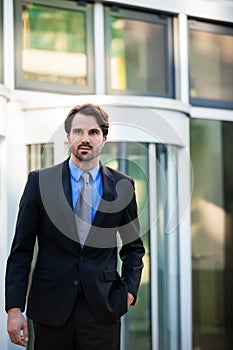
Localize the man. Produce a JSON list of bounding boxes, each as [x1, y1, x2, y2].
[[5, 103, 145, 350]]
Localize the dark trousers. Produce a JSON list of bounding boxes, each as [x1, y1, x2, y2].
[[33, 290, 121, 350]]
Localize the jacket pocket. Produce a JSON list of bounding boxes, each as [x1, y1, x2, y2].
[[32, 268, 53, 281], [103, 270, 119, 282], [104, 269, 128, 319]]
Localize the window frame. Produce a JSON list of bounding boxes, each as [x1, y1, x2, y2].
[[188, 20, 233, 110], [0, 0, 3, 83], [104, 6, 174, 98], [14, 0, 95, 94]]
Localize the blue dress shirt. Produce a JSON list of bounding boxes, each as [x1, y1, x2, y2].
[[69, 159, 103, 222]]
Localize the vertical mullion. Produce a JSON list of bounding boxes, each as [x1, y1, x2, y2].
[[93, 2, 105, 94], [166, 145, 180, 350], [178, 145, 192, 350], [3, 0, 14, 89], [157, 144, 168, 350], [177, 13, 189, 104], [149, 143, 159, 350]]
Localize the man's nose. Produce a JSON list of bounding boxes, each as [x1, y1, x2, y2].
[[81, 132, 90, 143]]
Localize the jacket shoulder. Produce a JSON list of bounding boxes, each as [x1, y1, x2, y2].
[[103, 165, 134, 183], [29, 159, 68, 178]]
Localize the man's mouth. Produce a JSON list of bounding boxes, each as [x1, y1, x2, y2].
[[78, 145, 92, 151]]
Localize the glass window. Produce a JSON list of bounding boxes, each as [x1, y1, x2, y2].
[[0, 0, 3, 83], [105, 7, 173, 97], [14, 0, 94, 94], [190, 119, 233, 349], [189, 21, 233, 109], [27, 143, 54, 171]]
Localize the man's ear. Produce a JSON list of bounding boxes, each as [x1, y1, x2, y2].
[[67, 133, 71, 144]]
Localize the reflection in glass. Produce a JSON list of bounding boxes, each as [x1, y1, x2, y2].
[[101, 142, 151, 350], [22, 3, 87, 85], [189, 26, 233, 102], [109, 15, 168, 95]]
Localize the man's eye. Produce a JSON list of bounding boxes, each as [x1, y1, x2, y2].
[[90, 130, 98, 135], [74, 129, 82, 134]]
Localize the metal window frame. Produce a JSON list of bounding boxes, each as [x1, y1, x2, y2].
[[14, 0, 95, 94], [188, 19, 233, 110], [104, 6, 174, 98], [0, 0, 3, 83]]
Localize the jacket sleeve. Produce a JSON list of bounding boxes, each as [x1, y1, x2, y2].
[[5, 172, 39, 312], [118, 179, 145, 303]]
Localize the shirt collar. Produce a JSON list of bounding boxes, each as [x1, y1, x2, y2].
[[69, 158, 100, 182]]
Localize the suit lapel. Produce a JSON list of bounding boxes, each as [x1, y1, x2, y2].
[[56, 159, 79, 243], [61, 159, 73, 208]]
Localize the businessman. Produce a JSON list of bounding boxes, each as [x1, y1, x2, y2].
[[5, 103, 145, 349]]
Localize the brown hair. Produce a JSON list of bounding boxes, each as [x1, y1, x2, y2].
[[64, 103, 109, 136]]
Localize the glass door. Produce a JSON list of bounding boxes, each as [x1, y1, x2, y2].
[[101, 141, 181, 350], [101, 142, 151, 350]]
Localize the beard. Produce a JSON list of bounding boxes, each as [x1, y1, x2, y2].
[[70, 143, 103, 162]]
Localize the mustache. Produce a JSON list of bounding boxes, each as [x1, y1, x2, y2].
[[77, 144, 93, 150]]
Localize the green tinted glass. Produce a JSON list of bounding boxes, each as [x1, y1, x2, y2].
[[109, 16, 167, 94], [22, 3, 87, 85], [191, 119, 233, 349], [189, 27, 233, 102]]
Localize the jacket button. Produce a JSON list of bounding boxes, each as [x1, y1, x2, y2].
[[73, 280, 79, 286]]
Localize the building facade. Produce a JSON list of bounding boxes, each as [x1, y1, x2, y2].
[[0, 1, 232, 349]]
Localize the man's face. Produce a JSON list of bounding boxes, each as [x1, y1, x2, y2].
[[67, 113, 106, 165]]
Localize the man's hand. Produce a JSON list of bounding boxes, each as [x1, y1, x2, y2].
[[127, 292, 134, 308], [7, 308, 29, 347]]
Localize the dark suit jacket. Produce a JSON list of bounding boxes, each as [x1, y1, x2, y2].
[[5, 159, 145, 326]]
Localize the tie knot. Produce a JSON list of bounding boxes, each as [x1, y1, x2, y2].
[[82, 172, 90, 186]]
